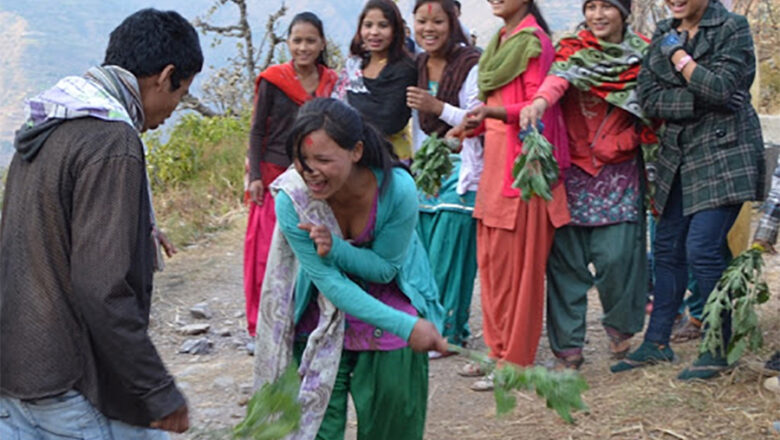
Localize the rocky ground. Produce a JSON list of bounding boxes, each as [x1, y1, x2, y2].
[[150, 216, 780, 440]]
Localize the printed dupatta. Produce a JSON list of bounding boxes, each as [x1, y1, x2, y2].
[[550, 28, 660, 204], [551, 28, 649, 118], [253, 169, 345, 440]]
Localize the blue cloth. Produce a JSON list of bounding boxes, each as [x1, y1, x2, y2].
[[416, 158, 478, 345], [275, 167, 444, 342], [648, 213, 730, 321], [645, 174, 740, 346], [0, 391, 169, 439], [418, 157, 476, 214]]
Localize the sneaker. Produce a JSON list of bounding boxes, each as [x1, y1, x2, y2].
[[610, 341, 675, 373], [764, 376, 780, 394], [458, 361, 488, 377], [765, 351, 780, 372], [677, 351, 730, 380], [470, 372, 494, 392]]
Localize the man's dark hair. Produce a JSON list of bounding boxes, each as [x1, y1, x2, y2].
[[104, 8, 203, 90]]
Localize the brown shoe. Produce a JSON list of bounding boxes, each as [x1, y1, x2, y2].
[[553, 354, 584, 371], [670, 316, 702, 343], [605, 327, 632, 360]]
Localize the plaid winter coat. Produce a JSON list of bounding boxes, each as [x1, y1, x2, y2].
[[638, 0, 765, 216]]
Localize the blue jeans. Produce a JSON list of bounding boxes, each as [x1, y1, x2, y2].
[[644, 174, 740, 346], [0, 390, 169, 440], [648, 213, 708, 320]]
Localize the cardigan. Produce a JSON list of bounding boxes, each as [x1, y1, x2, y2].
[[536, 76, 641, 176], [248, 80, 298, 182], [638, 0, 765, 215], [275, 167, 444, 341]]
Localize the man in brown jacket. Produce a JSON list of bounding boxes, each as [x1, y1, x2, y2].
[[0, 8, 202, 437]]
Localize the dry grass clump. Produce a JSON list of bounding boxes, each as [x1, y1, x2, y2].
[[423, 254, 780, 440]]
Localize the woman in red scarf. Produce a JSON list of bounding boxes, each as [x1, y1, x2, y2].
[[520, 0, 651, 370], [244, 12, 338, 337]]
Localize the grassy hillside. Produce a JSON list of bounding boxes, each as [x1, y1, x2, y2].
[[143, 111, 250, 246]]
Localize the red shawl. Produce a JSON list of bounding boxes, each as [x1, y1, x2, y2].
[[254, 61, 338, 105]]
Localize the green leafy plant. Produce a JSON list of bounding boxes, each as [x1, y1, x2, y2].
[[142, 111, 250, 246], [447, 344, 588, 423], [511, 126, 559, 201], [412, 133, 457, 197], [233, 365, 302, 440], [699, 245, 771, 365]]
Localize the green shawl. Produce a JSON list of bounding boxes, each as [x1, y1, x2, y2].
[[477, 27, 541, 102]]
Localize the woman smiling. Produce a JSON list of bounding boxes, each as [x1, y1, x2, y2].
[[254, 98, 447, 439], [406, 0, 482, 353], [243, 12, 337, 338], [450, 0, 570, 391], [612, 0, 765, 380], [332, 0, 417, 160], [520, 0, 651, 370]]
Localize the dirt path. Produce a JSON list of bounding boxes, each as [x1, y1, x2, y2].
[[151, 216, 780, 439]]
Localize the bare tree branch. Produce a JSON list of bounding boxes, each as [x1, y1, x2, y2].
[[192, 21, 246, 37], [192, 0, 289, 116], [179, 94, 218, 117], [257, 3, 288, 71]]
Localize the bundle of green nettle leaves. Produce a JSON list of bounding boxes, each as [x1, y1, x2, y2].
[[512, 125, 559, 201], [234, 344, 588, 439], [700, 244, 771, 365]]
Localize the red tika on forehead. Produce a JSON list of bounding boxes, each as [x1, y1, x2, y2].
[[304, 136, 314, 146], [427, 3, 433, 13]]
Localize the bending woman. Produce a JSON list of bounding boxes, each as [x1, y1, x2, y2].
[[520, 0, 649, 369], [243, 12, 337, 336], [611, 0, 765, 380], [451, 0, 570, 391], [254, 98, 446, 440], [332, 0, 417, 160], [406, 0, 482, 349]]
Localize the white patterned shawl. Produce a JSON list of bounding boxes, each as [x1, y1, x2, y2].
[[252, 168, 345, 439]]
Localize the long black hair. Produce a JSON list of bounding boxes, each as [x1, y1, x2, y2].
[[287, 98, 398, 194], [349, 0, 412, 65], [287, 12, 329, 67], [412, 0, 469, 55], [529, 1, 551, 35]]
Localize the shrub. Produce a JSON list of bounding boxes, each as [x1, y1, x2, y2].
[[144, 111, 250, 246]]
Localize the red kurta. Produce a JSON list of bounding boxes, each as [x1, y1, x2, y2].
[[473, 16, 569, 366]]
